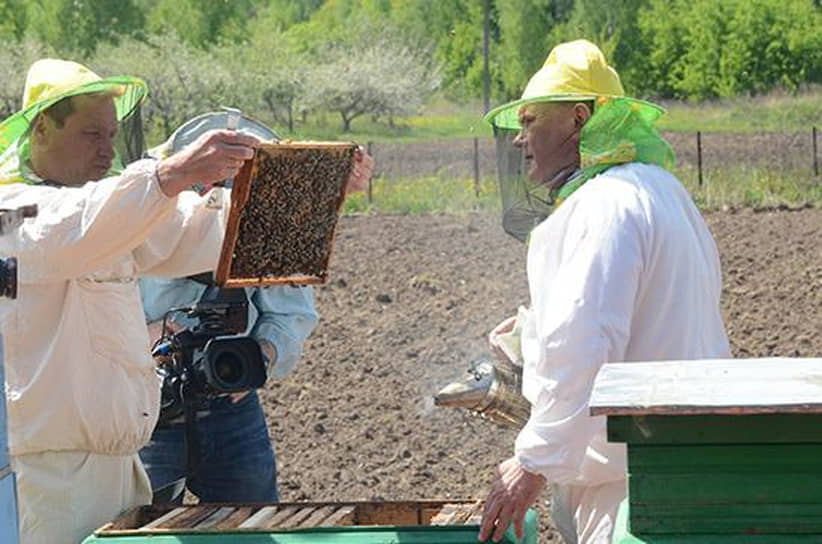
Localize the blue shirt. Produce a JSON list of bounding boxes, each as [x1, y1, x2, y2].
[[139, 277, 318, 379]]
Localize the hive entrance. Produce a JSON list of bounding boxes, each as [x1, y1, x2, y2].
[[216, 142, 356, 287]]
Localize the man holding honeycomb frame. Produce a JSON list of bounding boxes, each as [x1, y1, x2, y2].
[[0, 59, 265, 543]]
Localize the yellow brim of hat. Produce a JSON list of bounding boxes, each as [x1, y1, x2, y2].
[[485, 94, 666, 130]]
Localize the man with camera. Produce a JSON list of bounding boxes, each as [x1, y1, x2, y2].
[[137, 112, 320, 504], [138, 277, 318, 502], [0, 59, 262, 543]]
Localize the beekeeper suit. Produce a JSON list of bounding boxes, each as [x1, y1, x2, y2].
[[478, 41, 730, 543], [0, 59, 258, 543]]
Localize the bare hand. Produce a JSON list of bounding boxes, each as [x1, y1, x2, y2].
[[478, 457, 546, 542], [345, 146, 374, 193], [157, 129, 261, 197]]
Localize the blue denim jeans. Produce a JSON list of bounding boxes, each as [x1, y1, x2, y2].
[[139, 390, 278, 503]]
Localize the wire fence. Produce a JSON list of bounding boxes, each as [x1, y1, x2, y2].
[[361, 127, 821, 203]]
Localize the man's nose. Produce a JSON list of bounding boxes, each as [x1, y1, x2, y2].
[[98, 138, 115, 160], [513, 131, 525, 148]]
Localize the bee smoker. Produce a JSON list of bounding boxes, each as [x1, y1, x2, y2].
[[434, 356, 531, 428]]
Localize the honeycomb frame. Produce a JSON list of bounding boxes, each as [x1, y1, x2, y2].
[[215, 141, 356, 287]]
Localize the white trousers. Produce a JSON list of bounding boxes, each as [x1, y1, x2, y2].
[[551, 480, 625, 544], [12, 451, 152, 544]]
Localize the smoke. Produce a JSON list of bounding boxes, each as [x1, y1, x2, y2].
[[417, 338, 491, 418]]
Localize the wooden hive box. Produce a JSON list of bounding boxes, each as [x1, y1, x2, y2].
[[590, 357, 822, 543], [82, 500, 538, 543], [215, 141, 356, 287]]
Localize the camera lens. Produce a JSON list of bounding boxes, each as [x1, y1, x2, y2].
[[202, 337, 266, 393], [213, 352, 245, 386]]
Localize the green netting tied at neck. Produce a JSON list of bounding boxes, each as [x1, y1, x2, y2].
[[554, 96, 676, 206]]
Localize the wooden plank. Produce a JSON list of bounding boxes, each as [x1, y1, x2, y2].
[[607, 414, 822, 445], [590, 358, 822, 416], [429, 504, 460, 525], [298, 505, 339, 527], [237, 506, 280, 529], [100, 505, 170, 532], [261, 505, 302, 528], [164, 506, 220, 529], [139, 507, 188, 530], [192, 506, 236, 529], [275, 506, 317, 528], [320, 504, 356, 526], [464, 502, 484, 525], [357, 501, 430, 526], [213, 506, 257, 530]]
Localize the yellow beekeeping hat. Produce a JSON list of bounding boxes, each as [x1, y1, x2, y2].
[[0, 59, 147, 155], [485, 39, 662, 130]]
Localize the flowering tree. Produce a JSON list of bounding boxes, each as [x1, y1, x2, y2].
[[303, 34, 442, 132]]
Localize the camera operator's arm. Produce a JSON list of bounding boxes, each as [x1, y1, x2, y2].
[[249, 285, 319, 379]]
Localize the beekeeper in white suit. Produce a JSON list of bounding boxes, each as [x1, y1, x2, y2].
[[478, 40, 731, 543], [0, 59, 259, 544]]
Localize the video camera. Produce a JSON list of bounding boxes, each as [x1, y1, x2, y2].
[[153, 286, 267, 425], [0, 205, 38, 299]]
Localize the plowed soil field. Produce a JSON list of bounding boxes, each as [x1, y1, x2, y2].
[[261, 208, 822, 542]]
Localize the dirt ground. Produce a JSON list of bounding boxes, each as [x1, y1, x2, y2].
[[260, 207, 822, 542]]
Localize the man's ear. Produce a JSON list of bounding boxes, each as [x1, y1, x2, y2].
[[573, 103, 592, 128], [32, 114, 50, 144]]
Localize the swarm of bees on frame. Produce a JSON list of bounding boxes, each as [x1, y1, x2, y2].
[[228, 144, 356, 283]]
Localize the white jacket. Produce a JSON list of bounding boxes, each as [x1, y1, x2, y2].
[[0, 159, 229, 457], [516, 163, 730, 486]]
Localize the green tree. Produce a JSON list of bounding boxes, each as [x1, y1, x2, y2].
[[25, 0, 146, 56], [92, 34, 236, 139], [636, 0, 689, 97], [0, 0, 27, 41], [0, 36, 50, 118], [548, 0, 648, 94], [146, 0, 263, 48], [496, 0, 566, 100], [222, 33, 307, 133], [303, 32, 441, 131]]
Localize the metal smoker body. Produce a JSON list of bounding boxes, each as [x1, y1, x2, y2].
[[434, 357, 530, 428]]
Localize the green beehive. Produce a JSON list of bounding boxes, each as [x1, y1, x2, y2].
[[589, 358, 822, 543], [81, 500, 538, 544]]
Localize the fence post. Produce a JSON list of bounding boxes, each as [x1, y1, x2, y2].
[[473, 137, 480, 198], [813, 126, 819, 177], [366, 141, 373, 204], [696, 131, 703, 187]]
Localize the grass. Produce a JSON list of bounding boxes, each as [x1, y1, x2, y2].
[[647, 88, 822, 134], [285, 101, 493, 143], [679, 166, 822, 210], [342, 168, 822, 216], [342, 175, 500, 215]]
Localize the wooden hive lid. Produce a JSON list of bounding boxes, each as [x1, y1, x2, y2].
[[590, 357, 822, 416], [215, 141, 357, 287], [93, 500, 487, 535]]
